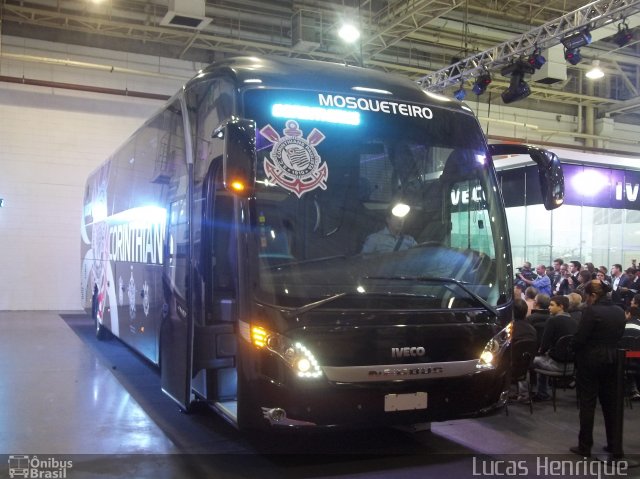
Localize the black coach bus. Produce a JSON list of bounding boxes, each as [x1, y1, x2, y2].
[[80, 56, 563, 429]]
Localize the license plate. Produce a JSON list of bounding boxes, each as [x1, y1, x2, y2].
[[384, 392, 428, 412]]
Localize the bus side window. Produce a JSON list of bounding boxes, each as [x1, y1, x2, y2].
[[168, 197, 189, 298]]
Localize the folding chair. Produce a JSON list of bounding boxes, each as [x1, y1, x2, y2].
[[533, 334, 575, 412], [507, 338, 538, 415], [618, 335, 640, 409]]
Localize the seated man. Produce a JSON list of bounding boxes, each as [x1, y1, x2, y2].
[[362, 207, 417, 254], [527, 293, 550, 349], [532, 295, 578, 401]]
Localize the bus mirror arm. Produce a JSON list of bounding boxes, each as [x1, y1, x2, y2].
[[489, 143, 564, 211], [215, 118, 257, 196]]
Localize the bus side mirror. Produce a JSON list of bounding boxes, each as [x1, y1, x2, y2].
[[489, 143, 564, 210], [214, 118, 257, 196]]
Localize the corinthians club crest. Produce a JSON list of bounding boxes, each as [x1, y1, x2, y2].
[[260, 120, 328, 197]]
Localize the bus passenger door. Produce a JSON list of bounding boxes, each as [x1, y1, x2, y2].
[[160, 194, 195, 411], [191, 164, 238, 409]]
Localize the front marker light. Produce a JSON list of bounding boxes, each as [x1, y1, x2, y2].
[[251, 326, 268, 348], [251, 325, 322, 379], [297, 357, 311, 373], [293, 342, 322, 378], [477, 323, 512, 369], [479, 350, 494, 366]]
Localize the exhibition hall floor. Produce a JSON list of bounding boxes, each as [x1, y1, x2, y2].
[[0, 311, 638, 478]]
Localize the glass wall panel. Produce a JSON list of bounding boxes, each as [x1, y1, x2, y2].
[[623, 210, 640, 268], [551, 205, 583, 262], [500, 163, 640, 272], [608, 209, 624, 266], [525, 204, 551, 266], [586, 207, 608, 269]]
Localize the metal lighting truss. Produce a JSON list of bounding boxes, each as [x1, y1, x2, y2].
[[417, 0, 640, 91]]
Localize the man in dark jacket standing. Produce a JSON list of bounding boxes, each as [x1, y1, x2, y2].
[[611, 263, 632, 307], [571, 280, 626, 458]]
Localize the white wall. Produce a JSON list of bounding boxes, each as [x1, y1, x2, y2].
[[0, 36, 199, 310], [470, 101, 640, 153], [1, 34, 638, 310]]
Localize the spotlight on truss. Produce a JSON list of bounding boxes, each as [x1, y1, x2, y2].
[[613, 21, 633, 47], [562, 28, 592, 50], [472, 72, 492, 95], [453, 84, 466, 101], [500, 60, 534, 104], [564, 48, 582, 65], [527, 48, 546, 70]]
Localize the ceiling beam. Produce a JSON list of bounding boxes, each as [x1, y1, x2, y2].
[[417, 0, 640, 90]]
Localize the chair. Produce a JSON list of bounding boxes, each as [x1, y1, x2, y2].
[[507, 338, 538, 415], [618, 335, 640, 409], [533, 334, 575, 412]]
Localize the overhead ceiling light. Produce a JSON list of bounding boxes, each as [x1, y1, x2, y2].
[[391, 203, 410, 217], [472, 72, 492, 95], [613, 21, 633, 47], [338, 23, 360, 43], [585, 59, 604, 80]]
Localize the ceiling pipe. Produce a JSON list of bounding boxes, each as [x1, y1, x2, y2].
[[478, 116, 640, 145], [0, 74, 171, 100], [0, 52, 195, 81]]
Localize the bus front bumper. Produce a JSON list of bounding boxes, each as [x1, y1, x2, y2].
[[250, 368, 509, 428]]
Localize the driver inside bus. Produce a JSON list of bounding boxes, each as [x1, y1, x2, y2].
[[361, 207, 417, 254]]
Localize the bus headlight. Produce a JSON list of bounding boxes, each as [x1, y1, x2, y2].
[[251, 326, 323, 379], [477, 322, 512, 369]]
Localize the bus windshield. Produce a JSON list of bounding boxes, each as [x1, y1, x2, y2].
[[244, 88, 510, 310]]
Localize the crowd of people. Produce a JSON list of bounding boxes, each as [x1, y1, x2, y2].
[[515, 259, 640, 306], [511, 258, 640, 458]]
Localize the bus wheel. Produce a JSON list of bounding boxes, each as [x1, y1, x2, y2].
[[95, 317, 110, 340]]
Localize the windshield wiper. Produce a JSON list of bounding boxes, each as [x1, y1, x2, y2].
[[259, 290, 429, 318], [256, 292, 348, 318], [363, 275, 498, 317], [288, 292, 347, 317]]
